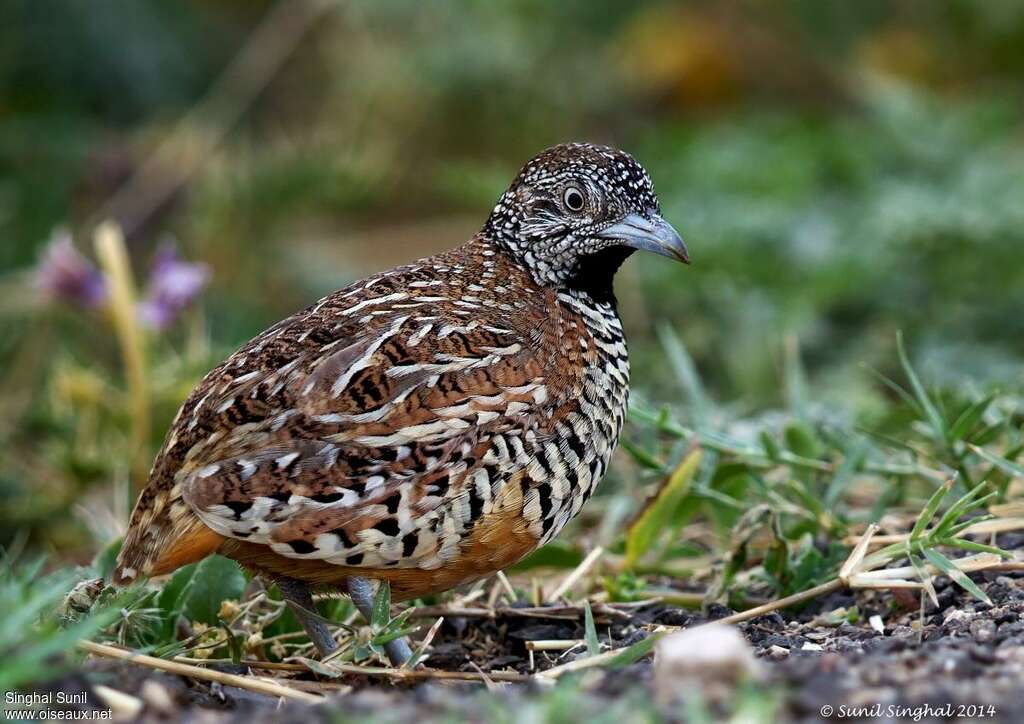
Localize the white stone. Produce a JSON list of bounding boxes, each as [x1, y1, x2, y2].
[[653, 623, 763, 705]]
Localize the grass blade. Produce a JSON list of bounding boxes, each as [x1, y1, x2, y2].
[[945, 515, 994, 538], [861, 364, 920, 414], [825, 439, 868, 506], [896, 331, 946, 442], [783, 333, 808, 420], [607, 633, 661, 668], [619, 438, 665, 471], [948, 395, 994, 442], [969, 445, 1024, 478], [908, 553, 939, 608], [932, 484, 995, 538], [583, 600, 600, 656], [371, 581, 391, 630], [941, 538, 1011, 558], [657, 323, 710, 425], [910, 477, 953, 541], [921, 547, 991, 605], [625, 449, 702, 567]]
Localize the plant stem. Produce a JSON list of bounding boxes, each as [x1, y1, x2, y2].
[[712, 579, 843, 626], [94, 222, 150, 491], [79, 640, 322, 703]]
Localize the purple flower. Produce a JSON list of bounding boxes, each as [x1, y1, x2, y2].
[[138, 242, 211, 330], [34, 230, 210, 330], [34, 231, 108, 308]]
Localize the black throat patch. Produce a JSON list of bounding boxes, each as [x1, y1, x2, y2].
[[563, 246, 634, 306]]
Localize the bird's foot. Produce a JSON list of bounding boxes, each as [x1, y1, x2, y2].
[[275, 576, 337, 659]]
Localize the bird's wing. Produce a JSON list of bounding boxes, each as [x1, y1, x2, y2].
[[114, 252, 561, 581], [175, 289, 552, 570]]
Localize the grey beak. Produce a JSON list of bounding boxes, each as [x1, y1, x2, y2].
[[597, 212, 689, 264]]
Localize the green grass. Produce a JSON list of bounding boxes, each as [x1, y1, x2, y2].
[[611, 329, 1019, 609], [0, 553, 117, 691]]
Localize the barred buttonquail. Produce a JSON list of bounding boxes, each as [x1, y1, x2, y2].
[[113, 143, 688, 663]]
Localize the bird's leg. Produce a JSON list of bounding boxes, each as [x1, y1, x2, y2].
[[275, 576, 337, 658], [347, 576, 413, 667]]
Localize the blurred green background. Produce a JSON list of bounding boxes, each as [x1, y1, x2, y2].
[[2, 0, 1024, 561]]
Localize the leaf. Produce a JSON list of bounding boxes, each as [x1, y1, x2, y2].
[[0, 561, 118, 692], [665, 450, 717, 540], [628, 404, 690, 441], [783, 333, 809, 420], [708, 505, 773, 601], [931, 483, 994, 538], [602, 572, 647, 602], [825, 440, 868, 506], [2, 610, 116, 691], [896, 331, 947, 442], [971, 424, 1004, 448], [298, 657, 344, 678], [908, 553, 938, 608], [862, 364, 920, 413], [784, 422, 822, 460], [969, 445, 1024, 479], [0, 569, 72, 656], [759, 431, 781, 462], [156, 562, 197, 634], [169, 556, 246, 627], [910, 477, 953, 541], [762, 513, 790, 587], [583, 600, 600, 657], [941, 538, 1011, 558], [788, 540, 847, 595], [607, 633, 662, 668], [371, 580, 391, 630], [921, 548, 991, 605], [657, 323, 710, 425], [512, 542, 584, 571], [945, 514, 994, 538], [781, 479, 825, 522], [619, 438, 664, 471], [373, 626, 418, 646], [91, 537, 123, 579], [625, 449, 702, 567], [948, 396, 994, 442]]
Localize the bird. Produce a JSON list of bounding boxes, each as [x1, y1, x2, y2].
[[112, 142, 688, 664]]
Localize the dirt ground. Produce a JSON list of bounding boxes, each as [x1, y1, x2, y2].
[[18, 563, 1024, 723]]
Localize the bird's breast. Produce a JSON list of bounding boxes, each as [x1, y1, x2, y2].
[[516, 291, 630, 545]]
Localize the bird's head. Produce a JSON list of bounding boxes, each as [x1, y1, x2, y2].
[[483, 143, 688, 296]]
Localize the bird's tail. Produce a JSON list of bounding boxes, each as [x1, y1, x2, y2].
[[112, 487, 224, 586]]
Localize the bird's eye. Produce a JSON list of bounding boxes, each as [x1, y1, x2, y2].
[[563, 187, 585, 212]]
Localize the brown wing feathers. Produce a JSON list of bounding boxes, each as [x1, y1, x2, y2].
[[114, 242, 604, 588], [116, 204, 636, 605]]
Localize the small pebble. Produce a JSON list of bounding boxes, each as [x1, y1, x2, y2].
[[970, 618, 996, 644], [653, 623, 763, 705]]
